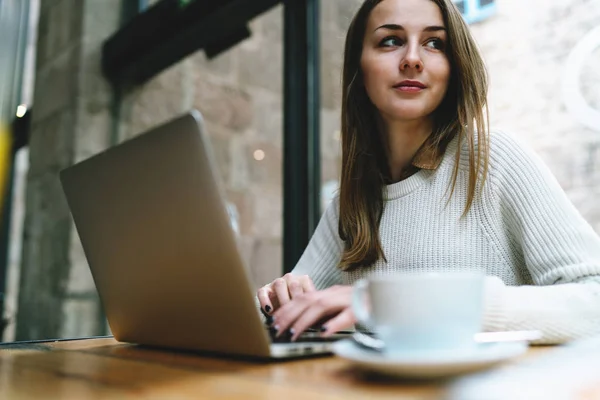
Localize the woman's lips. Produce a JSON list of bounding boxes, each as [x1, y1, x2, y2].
[[393, 80, 427, 93], [394, 85, 425, 93]]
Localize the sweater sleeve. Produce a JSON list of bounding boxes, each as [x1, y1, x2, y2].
[[482, 131, 600, 343], [290, 198, 344, 289]]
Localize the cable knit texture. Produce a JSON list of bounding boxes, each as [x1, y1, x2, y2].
[[291, 130, 600, 344]]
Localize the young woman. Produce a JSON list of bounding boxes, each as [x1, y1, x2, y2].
[[257, 0, 600, 344]]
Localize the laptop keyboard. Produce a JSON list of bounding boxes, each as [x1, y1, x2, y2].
[[262, 311, 352, 343], [265, 319, 353, 343], [266, 326, 341, 343]]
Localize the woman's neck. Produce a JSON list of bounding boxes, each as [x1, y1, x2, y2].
[[379, 116, 433, 182]]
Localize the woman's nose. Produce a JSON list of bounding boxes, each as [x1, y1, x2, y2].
[[400, 43, 423, 72]]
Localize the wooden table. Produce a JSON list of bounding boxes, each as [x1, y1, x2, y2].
[[0, 337, 577, 399]]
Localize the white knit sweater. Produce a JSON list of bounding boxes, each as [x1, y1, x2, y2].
[[291, 130, 600, 344]]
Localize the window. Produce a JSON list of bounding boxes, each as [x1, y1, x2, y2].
[[453, 0, 496, 24]]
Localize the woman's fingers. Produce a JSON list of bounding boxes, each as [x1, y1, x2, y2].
[[284, 274, 312, 299], [320, 307, 356, 337], [290, 301, 345, 341], [257, 286, 274, 314], [300, 275, 316, 293], [272, 278, 292, 307], [257, 274, 314, 316], [272, 285, 353, 340], [273, 296, 312, 337], [287, 280, 304, 299], [289, 287, 352, 340]]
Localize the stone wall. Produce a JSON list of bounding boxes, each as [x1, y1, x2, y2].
[[11, 0, 600, 340], [14, 0, 122, 340]]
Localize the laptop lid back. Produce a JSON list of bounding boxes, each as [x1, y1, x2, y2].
[[60, 111, 271, 357]]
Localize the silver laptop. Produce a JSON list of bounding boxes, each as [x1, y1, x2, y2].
[[59, 110, 347, 359]]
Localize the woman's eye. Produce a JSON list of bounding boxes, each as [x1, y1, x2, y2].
[[425, 38, 445, 51], [379, 37, 403, 47]]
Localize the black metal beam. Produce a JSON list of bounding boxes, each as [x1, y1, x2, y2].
[[102, 0, 279, 85], [283, 0, 321, 273]]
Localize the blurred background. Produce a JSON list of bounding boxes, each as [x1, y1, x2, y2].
[[0, 0, 598, 342]]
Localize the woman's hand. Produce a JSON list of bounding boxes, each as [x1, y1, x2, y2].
[[272, 285, 356, 341], [257, 273, 316, 314]]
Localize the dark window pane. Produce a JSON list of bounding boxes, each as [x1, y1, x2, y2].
[[480, 0, 495, 7]]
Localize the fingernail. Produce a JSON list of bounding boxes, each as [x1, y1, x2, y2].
[[265, 305, 272, 313], [320, 326, 327, 333], [289, 328, 295, 335], [260, 308, 269, 319], [265, 315, 274, 325]]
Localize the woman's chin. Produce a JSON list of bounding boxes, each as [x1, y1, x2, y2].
[[377, 101, 436, 121], [385, 110, 432, 122]]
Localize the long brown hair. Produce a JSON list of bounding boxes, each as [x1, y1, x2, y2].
[[338, 0, 490, 271]]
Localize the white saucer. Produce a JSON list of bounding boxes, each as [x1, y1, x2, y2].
[[332, 339, 528, 379]]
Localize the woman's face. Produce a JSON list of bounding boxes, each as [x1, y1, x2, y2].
[[360, 0, 451, 124]]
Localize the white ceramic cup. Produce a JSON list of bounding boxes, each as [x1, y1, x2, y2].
[[352, 272, 485, 355]]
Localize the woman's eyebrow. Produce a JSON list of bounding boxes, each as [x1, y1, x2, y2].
[[374, 24, 446, 33]]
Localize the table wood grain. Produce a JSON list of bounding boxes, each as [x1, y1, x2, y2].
[[0, 337, 563, 400]]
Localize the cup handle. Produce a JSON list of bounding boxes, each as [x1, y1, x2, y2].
[[352, 279, 373, 328]]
